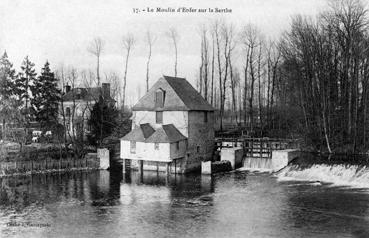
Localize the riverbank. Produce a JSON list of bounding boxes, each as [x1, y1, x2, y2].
[[0, 141, 100, 177], [0, 152, 100, 177]]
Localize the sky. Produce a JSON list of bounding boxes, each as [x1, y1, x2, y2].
[[0, 0, 326, 104]]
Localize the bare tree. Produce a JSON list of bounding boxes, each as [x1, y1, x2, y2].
[[201, 26, 210, 101], [87, 37, 104, 86], [211, 30, 215, 105], [122, 33, 135, 111], [213, 20, 223, 129], [241, 24, 260, 133], [221, 22, 236, 130], [145, 30, 156, 92], [167, 27, 179, 77]]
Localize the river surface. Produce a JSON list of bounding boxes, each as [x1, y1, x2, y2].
[[1, 168, 369, 238]]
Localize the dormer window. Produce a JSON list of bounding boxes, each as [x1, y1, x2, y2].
[[155, 89, 165, 108]]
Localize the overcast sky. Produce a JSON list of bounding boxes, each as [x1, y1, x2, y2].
[[0, 0, 326, 104]]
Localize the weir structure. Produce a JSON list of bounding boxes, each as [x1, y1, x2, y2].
[[214, 137, 300, 173]]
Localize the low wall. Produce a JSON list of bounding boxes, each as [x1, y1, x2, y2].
[[97, 148, 110, 170], [220, 147, 243, 170], [201, 161, 212, 174], [271, 149, 300, 172], [201, 160, 232, 174]]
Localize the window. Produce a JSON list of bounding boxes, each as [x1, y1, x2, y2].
[[176, 141, 180, 151], [154, 143, 159, 150], [155, 89, 165, 107], [204, 112, 208, 123], [156, 111, 163, 124], [66, 107, 71, 117], [130, 141, 136, 154], [197, 146, 200, 153]]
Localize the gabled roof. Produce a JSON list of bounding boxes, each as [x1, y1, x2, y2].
[[140, 123, 155, 139], [62, 87, 114, 102], [132, 76, 214, 111], [121, 123, 187, 143], [146, 124, 187, 143], [121, 123, 155, 142]]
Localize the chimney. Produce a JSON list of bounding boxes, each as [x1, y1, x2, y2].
[[102, 83, 110, 99], [65, 84, 71, 93]]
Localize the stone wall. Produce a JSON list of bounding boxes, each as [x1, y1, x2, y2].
[[271, 149, 300, 172], [188, 111, 214, 164], [220, 147, 244, 170], [169, 140, 187, 159]]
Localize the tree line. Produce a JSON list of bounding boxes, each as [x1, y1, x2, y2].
[[0, 53, 61, 140], [195, 0, 369, 153], [1, 0, 369, 154]]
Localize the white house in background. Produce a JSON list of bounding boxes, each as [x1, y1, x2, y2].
[[120, 76, 215, 174], [60, 83, 115, 140]]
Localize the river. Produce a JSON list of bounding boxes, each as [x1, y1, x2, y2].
[[1, 160, 369, 237]]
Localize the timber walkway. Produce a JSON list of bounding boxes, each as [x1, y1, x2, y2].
[[215, 136, 299, 159]]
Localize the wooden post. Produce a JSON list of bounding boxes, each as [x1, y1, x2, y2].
[[122, 159, 126, 173], [166, 163, 169, 175], [251, 139, 254, 158], [139, 160, 143, 174], [174, 159, 177, 174], [156, 161, 159, 174], [260, 139, 263, 158]]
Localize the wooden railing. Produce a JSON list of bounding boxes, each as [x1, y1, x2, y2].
[[0, 153, 99, 176], [215, 137, 299, 159]]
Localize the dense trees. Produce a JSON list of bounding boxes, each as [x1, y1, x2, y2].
[[0, 52, 16, 100], [0, 52, 18, 140], [192, 0, 369, 153], [0, 54, 62, 143], [280, 0, 369, 152], [30, 61, 61, 129], [16, 56, 37, 124], [88, 96, 118, 145]]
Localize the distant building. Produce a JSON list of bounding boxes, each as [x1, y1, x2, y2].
[[60, 83, 114, 140], [120, 76, 215, 173]]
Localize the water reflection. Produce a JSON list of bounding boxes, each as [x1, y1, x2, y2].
[[283, 183, 369, 237], [0, 170, 216, 208], [0, 170, 217, 237], [1, 169, 369, 237]]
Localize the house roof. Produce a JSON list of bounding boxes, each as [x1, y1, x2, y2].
[[121, 123, 187, 143], [146, 124, 187, 143], [62, 87, 114, 102], [132, 76, 214, 111], [140, 123, 155, 139], [121, 123, 155, 142]]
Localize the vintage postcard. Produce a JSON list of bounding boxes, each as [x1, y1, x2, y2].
[[1, 0, 369, 237]]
